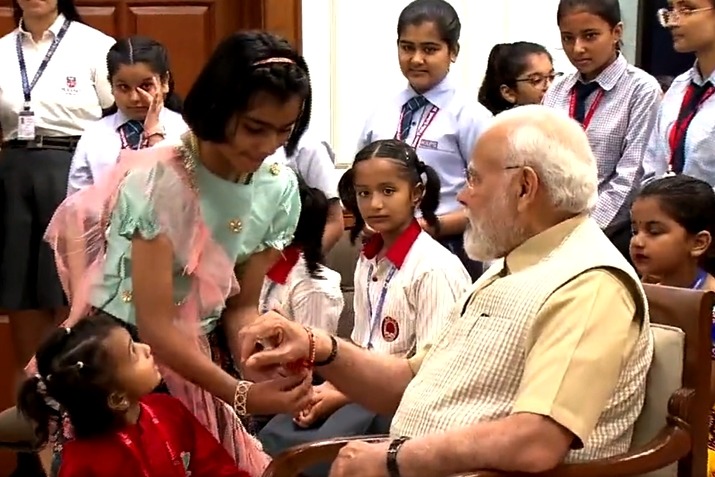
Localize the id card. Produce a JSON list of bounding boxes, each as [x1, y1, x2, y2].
[[17, 109, 36, 140]]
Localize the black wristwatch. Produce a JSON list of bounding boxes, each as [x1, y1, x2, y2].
[[314, 334, 338, 366], [386, 436, 410, 477]]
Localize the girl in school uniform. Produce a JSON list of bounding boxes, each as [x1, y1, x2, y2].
[[642, 1, 715, 185], [258, 140, 470, 477], [627, 175, 715, 475], [542, 0, 661, 260], [270, 135, 345, 252], [68, 35, 188, 194], [0, 0, 115, 412], [478, 42, 561, 115], [259, 175, 344, 334], [357, 0, 493, 280], [0, 1, 114, 474]]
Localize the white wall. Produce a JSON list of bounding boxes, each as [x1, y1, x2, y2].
[[301, 0, 639, 169]]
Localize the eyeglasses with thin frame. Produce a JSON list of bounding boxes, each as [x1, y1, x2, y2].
[[657, 6, 714, 27], [465, 165, 521, 188], [515, 72, 564, 88]]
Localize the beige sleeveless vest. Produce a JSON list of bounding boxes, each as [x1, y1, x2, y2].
[[391, 218, 653, 461]]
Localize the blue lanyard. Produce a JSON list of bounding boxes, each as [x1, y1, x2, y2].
[[691, 268, 707, 290], [16, 19, 71, 105], [365, 263, 397, 348]]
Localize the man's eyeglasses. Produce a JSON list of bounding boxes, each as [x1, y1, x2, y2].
[[466, 165, 521, 188], [657, 6, 714, 27], [515, 72, 564, 88]]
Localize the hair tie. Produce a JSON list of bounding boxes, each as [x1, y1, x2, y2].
[[417, 161, 427, 173], [76, 361, 84, 370], [34, 374, 60, 411]]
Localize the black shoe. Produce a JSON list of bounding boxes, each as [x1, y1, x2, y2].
[[9, 452, 45, 477]]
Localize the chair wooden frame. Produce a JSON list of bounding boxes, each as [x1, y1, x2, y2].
[[262, 285, 713, 477]]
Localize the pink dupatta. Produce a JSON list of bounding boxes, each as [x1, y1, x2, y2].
[[42, 137, 270, 476]]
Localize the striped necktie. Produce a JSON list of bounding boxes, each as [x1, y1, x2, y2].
[[119, 119, 144, 150], [398, 95, 429, 140]]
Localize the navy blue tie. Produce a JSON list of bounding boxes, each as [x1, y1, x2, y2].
[[572, 82, 600, 125], [119, 120, 144, 149], [398, 95, 429, 140]]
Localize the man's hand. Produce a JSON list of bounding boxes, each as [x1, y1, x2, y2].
[[329, 440, 390, 477], [238, 310, 312, 373]]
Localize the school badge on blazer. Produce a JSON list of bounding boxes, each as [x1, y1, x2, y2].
[[381, 316, 399, 342]]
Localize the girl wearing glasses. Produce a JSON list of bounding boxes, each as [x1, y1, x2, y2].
[[478, 42, 560, 115], [542, 0, 661, 261], [642, 0, 715, 186], [356, 0, 492, 281]]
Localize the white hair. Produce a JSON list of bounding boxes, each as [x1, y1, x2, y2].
[[492, 105, 598, 214]]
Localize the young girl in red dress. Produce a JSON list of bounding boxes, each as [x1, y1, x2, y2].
[[17, 312, 249, 477]]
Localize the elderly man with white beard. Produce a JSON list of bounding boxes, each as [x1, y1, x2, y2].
[[238, 105, 654, 477]]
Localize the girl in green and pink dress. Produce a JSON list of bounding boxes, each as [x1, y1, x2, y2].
[[40, 31, 315, 476]]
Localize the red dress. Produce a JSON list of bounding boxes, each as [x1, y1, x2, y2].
[[57, 393, 250, 477]]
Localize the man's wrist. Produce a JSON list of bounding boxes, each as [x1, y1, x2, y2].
[[313, 329, 334, 363], [386, 436, 411, 477]]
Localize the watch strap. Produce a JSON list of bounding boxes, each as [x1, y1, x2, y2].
[[386, 436, 410, 477]]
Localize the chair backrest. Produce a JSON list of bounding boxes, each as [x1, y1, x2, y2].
[[641, 284, 713, 477], [631, 323, 684, 477]]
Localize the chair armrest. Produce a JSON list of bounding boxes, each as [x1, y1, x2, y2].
[[263, 435, 389, 477], [263, 389, 694, 477]]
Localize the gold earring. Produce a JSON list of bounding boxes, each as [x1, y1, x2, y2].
[[108, 393, 129, 411]]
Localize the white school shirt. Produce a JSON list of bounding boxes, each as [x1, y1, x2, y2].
[[67, 108, 189, 194], [357, 75, 493, 216], [0, 15, 115, 140], [259, 247, 344, 334], [269, 133, 339, 200], [352, 220, 470, 356], [643, 63, 715, 186]]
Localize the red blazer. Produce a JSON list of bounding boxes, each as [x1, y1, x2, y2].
[[57, 393, 250, 477]]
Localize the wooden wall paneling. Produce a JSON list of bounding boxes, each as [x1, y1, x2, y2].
[[236, 0, 302, 50], [262, 0, 301, 50], [127, 3, 215, 96], [0, 4, 13, 34], [77, 4, 120, 37]]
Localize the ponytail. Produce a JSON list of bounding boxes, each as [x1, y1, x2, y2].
[[478, 43, 513, 115], [338, 168, 364, 245], [293, 175, 329, 277], [17, 375, 57, 445], [418, 162, 441, 234]]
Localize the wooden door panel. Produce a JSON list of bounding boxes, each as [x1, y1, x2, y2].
[[128, 5, 213, 96], [77, 5, 120, 38], [0, 6, 12, 34]]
